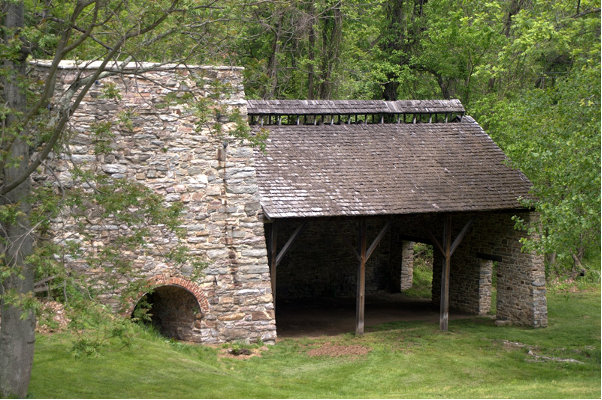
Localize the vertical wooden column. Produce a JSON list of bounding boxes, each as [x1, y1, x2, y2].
[[440, 215, 452, 331], [356, 219, 368, 335], [270, 220, 278, 311]]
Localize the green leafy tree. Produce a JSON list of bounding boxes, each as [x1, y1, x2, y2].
[[473, 0, 601, 271]]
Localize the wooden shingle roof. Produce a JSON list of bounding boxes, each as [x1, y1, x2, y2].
[[253, 116, 532, 219], [247, 99, 464, 115]]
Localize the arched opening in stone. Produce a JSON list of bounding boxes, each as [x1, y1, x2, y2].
[[132, 285, 202, 342]]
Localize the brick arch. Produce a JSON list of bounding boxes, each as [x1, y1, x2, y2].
[[127, 274, 210, 316]]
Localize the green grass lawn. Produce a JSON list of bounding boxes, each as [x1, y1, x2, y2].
[[30, 290, 600, 398]]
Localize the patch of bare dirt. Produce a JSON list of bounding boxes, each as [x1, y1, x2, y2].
[[218, 346, 269, 360], [307, 342, 371, 357], [500, 340, 584, 364], [502, 340, 530, 350], [1, 301, 70, 333], [36, 301, 70, 333]]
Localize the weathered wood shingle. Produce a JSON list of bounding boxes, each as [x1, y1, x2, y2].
[[253, 116, 532, 218]]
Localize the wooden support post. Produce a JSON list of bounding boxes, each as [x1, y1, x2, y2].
[[356, 219, 368, 335], [270, 221, 278, 311], [440, 215, 452, 331], [423, 215, 476, 331]]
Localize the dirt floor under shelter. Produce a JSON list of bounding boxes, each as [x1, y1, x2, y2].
[[275, 292, 476, 339]]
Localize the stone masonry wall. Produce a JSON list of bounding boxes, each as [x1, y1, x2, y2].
[[274, 216, 428, 300], [477, 259, 493, 316], [35, 61, 275, 344], [274, 218, 393, 300]]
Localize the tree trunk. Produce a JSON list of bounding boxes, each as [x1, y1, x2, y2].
[[545, 251, 557, 267], [379, 0, 427, 100], [0, 2, 36, 398], [503, 0, 525, 38], [318, 4, 342, 100], [380, 0, 405, 100], [383, 81, 400, 101], [307, 2, 316, 99], [435, 73, 452, 99], [263, 14, 284, 99]]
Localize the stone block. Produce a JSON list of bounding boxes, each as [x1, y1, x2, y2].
[[241, 248, 267, 257], [207, 249, 229, 259], [206, 185, 221, 196], [71, 155, 97, 164], [217, 313, 246, 322], [226, 185, 258, 194]]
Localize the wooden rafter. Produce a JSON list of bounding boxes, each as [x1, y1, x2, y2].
[[269, 220, 308, 311], [366, 219, 393, 260], [450, 216, 476, 256], [275, 221, 307, 266]]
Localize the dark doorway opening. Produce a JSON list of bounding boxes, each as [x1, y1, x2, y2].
[[132, 285, 202, 341]]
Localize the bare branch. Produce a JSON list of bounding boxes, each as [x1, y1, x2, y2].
[[1, 1, 184, 195]]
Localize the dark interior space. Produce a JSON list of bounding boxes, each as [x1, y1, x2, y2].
[[266, 217, 471, 338], [133, 285, 201, 341], [275, 292, 473, 338]]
